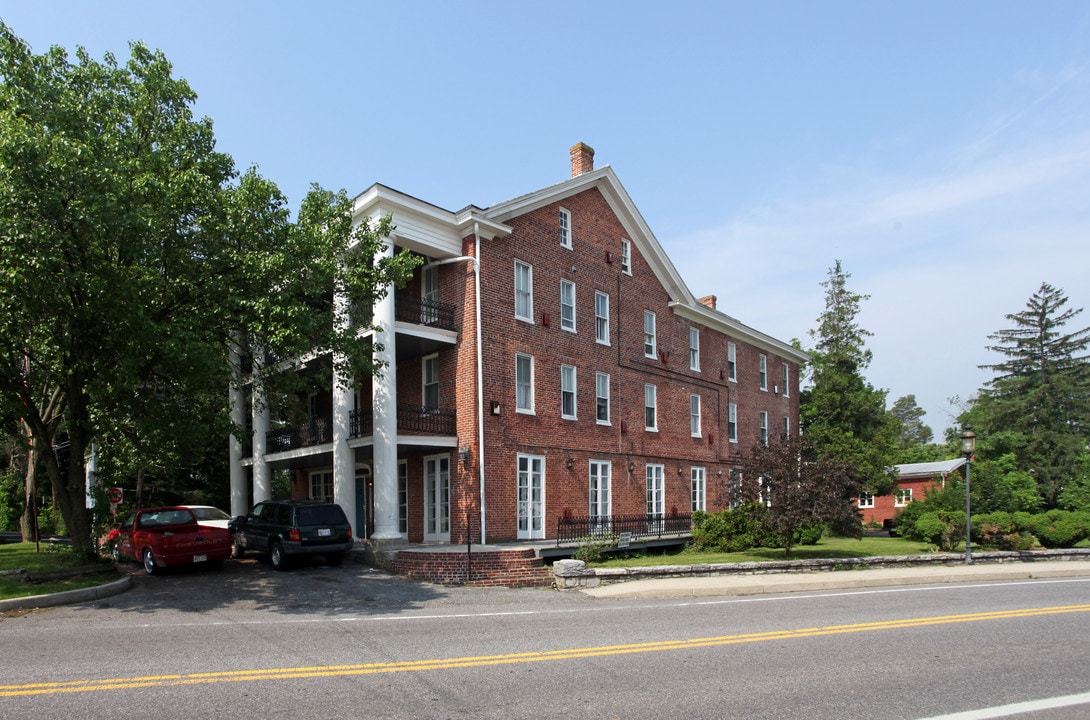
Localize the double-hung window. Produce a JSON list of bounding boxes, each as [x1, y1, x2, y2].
[[690, 394, 701, 437], [644, 310, 657, 358], [595, 291, 610, 345], [859, 491, 875, 509], [559, 207, 572, 249], [689, 327, 700, 370], [620, 239, 632, 275], [759, 354, 768, 391], [759, 411, 769, 446], [422, 354, 439, 412], [895, 488, 913, 507], [782, 363, 790, 397], [514, 260, 533, 322], [560, 279, 576, 332], [595, 372, 610, 424], [727, 342, 737, 381], [560, 364, 577, 420], [515, 353, 534, 414], [728, 403, 738, 442], [644, 384, 657, 431]]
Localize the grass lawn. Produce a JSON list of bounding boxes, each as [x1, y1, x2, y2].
[[590, 535, 935, 568], [0, 542, 117, 601]]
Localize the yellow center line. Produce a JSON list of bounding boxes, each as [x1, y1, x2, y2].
[[4, 603, 1088, 698]]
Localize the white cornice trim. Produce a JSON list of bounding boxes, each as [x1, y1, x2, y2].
[[670, 301, 808, 362]]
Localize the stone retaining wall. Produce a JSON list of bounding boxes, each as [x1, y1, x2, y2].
[[552, 548, 1090, 590]]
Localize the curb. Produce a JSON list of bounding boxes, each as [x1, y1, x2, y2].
[[0, 574, 133, 613]]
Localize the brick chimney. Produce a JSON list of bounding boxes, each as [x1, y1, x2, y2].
[[570, 142, 595, 177], [698, 295, 717, 310]]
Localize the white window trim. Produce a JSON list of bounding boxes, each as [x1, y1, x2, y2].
[[644, 384, 657, 432], [595, 371, 610, 425], [422, 353, 439, 412], [589, 460, 612, 520], [783, 416, 790, 440], [858, 492, 875, 509], [561, 364, 577, 420], [690, 327, 700, 371], [728, 402, 738, 443], [595, 291, 610, 346], [515, 352, 535, 414], [514, 260, 533, 323], [691, 467, 706, 512], [559, 207, 572, 249], [759, 354, 768, 391], [560, 279, 576, 333], [690, 394, 702, 437], [309, 470, 333, 503], [782, 363, 790, 398], [727, 342, 737, 382], [620, 238, 632, 275], [759, 410, 769, 446], [644, 310, 657, 358], [894, 488, 913, 507], [646, 464, 665, 517]]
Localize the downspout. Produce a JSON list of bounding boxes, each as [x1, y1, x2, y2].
[[422, 243, 486, 544], [474, 223, 486, 544]]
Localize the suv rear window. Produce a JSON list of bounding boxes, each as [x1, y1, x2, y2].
[[298, 505, 348, 526]]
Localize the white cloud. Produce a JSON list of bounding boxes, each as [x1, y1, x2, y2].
[[665, 106, 1090, 436]]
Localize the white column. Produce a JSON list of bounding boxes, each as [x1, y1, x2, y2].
[[228, 335, 247, 517], [332, 282, 356, 535], [251, 348, 271, 504], [371, 243, 401, 539]]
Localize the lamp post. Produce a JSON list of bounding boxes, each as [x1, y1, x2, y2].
[[960, 428, 976, 565]]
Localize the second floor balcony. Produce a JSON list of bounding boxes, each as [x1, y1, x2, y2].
[[262, 405, 456, 455]]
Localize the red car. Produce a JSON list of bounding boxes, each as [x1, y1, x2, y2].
[[113, 506, 232, 575]]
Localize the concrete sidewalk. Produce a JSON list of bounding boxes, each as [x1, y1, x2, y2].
[[580, 560, 1090, 599]]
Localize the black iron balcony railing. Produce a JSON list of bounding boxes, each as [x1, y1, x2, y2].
[[260, 406, 456, 455], [555, 513, 693, 546], [350, 405, 456, 438], [265, 418, 333, 454], [394, 294, 457, 332]]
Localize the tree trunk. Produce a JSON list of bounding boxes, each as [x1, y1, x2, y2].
[[19, 437, 37, 542]]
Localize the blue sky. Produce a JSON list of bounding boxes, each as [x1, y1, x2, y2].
[[5, 1, 1090, 436]]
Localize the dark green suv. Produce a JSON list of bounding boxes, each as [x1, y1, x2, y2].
[[229, 500, 353, 570]]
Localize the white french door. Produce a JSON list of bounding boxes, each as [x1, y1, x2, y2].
[[589, 460, 611, 532], [424, 454, 450, 542], [516, 454, 545, 540]]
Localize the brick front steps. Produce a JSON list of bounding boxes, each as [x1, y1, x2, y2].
[[391, 547, 553, 588]]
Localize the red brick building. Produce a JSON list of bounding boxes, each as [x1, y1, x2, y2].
[[229, 143, 807, 547], [858, 458, 967, 528]]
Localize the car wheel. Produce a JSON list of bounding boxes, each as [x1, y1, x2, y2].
[[142, 549, 159, 575], [325, 551, 344, 567], [231, 538, 245, 559], [270, 541, 289, 571]]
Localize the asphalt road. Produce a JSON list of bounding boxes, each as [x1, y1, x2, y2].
[[2, 557, 1090, 720]]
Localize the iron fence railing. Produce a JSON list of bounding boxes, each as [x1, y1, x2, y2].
[[261, 405, 456, 454], [555, 513, 693, 546], [394, 294, 457, 332]]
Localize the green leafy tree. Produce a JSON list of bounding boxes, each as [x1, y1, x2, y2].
[[974, 283, 1090, 507], [0, 26, 416, 555], [736, 433, 863, 556], [800, 261, 899, 495], [890, 394, 934, 449]]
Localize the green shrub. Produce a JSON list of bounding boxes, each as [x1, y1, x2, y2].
[[794, 523, 826, 546], [972, 512, 1036, 551], [915, 511, 965, 551], [690, 503, 772, 553], [574, 534, 616, 563], [1026, 510, 1088, 549]]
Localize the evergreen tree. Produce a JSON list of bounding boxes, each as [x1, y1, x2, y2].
[[976, 282, 1090, 506], [890, 394, 934, 449], [800, 261, 898, 495]]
